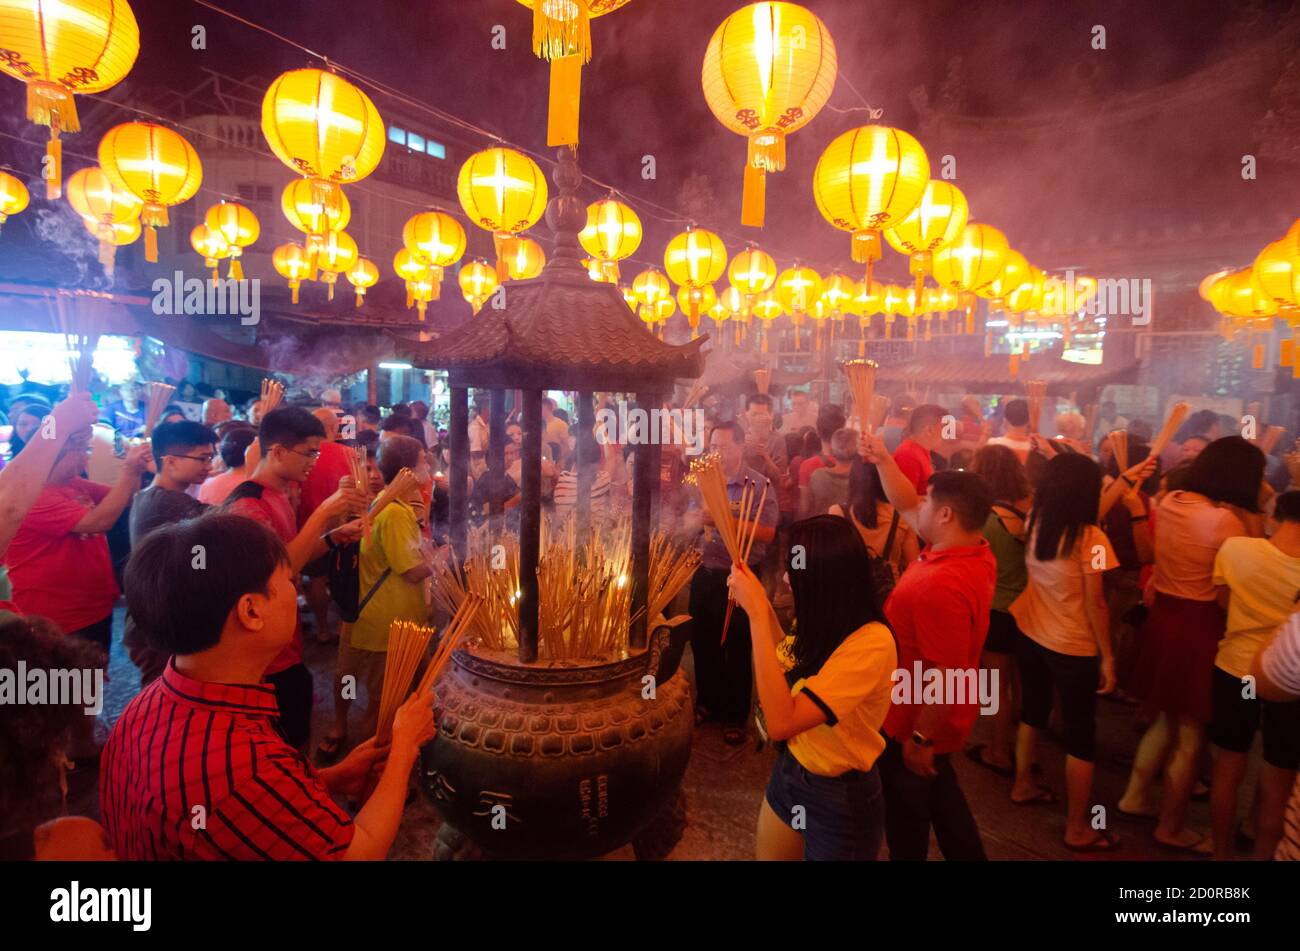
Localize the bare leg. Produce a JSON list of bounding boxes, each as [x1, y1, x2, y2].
[[1155, 717, 1207, 848], [1210, 746, 1247, 861], [1011, 722, 1043, 802], [756, 798, 805, 861], [1064, 755, 1105, 846], [983, 650, 1015, 768], [1253, 763, 1297, 860], [1119, 712, 1171, 815]]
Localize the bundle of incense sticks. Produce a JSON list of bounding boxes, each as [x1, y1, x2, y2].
[[868, 394, 891, 433], [1259, 425, 1285, 455], [369, 467, 417, 518], [682, 381, 709, 409], [346, 446, 371, 541], [142, 382, 176, 437], [55, 296, 98, 394], [1148, 402, 1190, 460], [649, 531, 702, 622], [719, 475, 769, 644], [375, 620, 434, 744], [1110, 429, 1129, 474], [685, 453, 743, 564], [753, 367, 771, 395], [1025, 380, 1047, 435], [411, 593, 483, 699], [260, 378, 285, 414], [843, 359, 879, 432]]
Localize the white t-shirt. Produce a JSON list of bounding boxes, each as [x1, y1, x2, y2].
[[986, 434, 1032, 462], [1010, 524, 1115, 656], [1260, 611, 1300, 860]]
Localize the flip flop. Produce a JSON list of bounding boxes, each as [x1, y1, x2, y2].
[[1154, 831, 1212, 856], [1065, 829, 1121, 853], [965, 744, 1014, 779], [1011, 786, 1058, 806]]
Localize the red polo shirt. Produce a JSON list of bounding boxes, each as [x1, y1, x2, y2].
[[883, 540, 997, 753], [224, 481, 304, 674], [298, 440, 352, 523], [101, 662, 354, 860], [4, 478, 119, 633], [893, 439, 933, 497]]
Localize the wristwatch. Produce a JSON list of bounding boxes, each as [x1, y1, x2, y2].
[[910, 730, 933, 749]]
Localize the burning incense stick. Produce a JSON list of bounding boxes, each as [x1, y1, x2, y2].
[[1110, 429, 1129, 474], [375, 620, 434, 744], [868, 394, 890, 433], [260, 378, 285, 414], [682, 381, 709, 409], [370, 467, 417, 518], [142, 382, 176, 437], [346, 446, 372, 541], [1148, 402, 1190, 460], [1025, 380, 1047, 435], [722, 476, 769, 644], [412, 593, 483, 698], [55, 296, 100, 395], [753, 367, 771, 395], [843, 359, 878, 432], [686, 453, 743, 564]]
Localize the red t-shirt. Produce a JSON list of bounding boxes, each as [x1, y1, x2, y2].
[[5, 478, 119, 633], [798, 454, 828, 487], [298, 440, 352, 523], [893, 438, 933, 496], [225, 480, 304, 674], [883, 540, 997, 753]]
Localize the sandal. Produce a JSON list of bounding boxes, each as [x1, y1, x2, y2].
[[315, 734, 344, 764], [965, 744, 1014, 779], [1011, 786, 1058, 806], [1154, 831, 1212, 856], [1065, 829, 1120, 853], [723, 726, 746, 746]]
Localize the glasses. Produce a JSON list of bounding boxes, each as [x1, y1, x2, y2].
[[167, 453, 216, 463], [285, 447, 321, 460]]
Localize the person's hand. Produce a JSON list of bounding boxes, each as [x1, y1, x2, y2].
[[858, 430, 889, 464], [330, 518, 365, 544], [726, 561, 768, 617], [1119, 456, 1157, 495], [122, 441, 152, 477], [319, 481, 370, 521], [902, 737, 937, 777], [391, 687, 438, 758], [1123, 491, 1147, 517], [50, 393, 100, 435], [323, 736, 389, 798], [1029, 433, 1056, 458], [1097, 655, 1117, 696]]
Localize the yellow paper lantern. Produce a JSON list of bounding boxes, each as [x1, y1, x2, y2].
[[715, 285, 746, 323], [884, 180, 968, 296], [261, 68, 384, 218], [282, 179, 351, 260], [1218, 268, 1277, 319], [632, 267, 672, 322], [851, 278, 885, 317], [775, 265, 822, 314], [504, 236, 547, 280], [345, 257, 379, 308], [204, 202, 259, 280], [645, 295, 677, 329], [677, 283, 717, 337], [190, 224, 230, 282], [979, 249, 1030, 304], [402, 210, 466, 299], [0, 170, 29, 232], [315, 230, 358, 301], [393, 248, 432, 312], [459, 258, 499, 315], [98, 122, 202, 263], [82, 214, 139, 247], [822, 272, 856, 313], [457, 147, 548, 278], [701, 1, 838, 227], [930, 222, 1010, 294], [65, 165, 141, 274], [665, 227, 727, 333], [1254, 237, 1300, 314], [513, 0, 633, 146], [273, 243, 313, 304], [752, 288, 783, 322], [727, 245, 778, 298], [1005, 266, 1045, 315], [0, 0, 139, 199], [620, 285, 638, 310], [578, 197, 641, 282], [813, 125, 930, 284]]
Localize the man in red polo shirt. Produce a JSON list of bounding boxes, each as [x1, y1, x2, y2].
[[892, 403, 947, 497], [102, 513, 434, 860], [301, 407, 356, 645], [862, 431, 996, 861]]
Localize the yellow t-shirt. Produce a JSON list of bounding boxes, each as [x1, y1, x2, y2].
[[1213, 537, 1300, 678], [1011, 524, 1115, 657], [783, 622, 897, 777], [349, 500, 428, 652]]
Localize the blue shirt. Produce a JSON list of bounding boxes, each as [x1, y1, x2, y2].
[[693, 464, 780, 571]]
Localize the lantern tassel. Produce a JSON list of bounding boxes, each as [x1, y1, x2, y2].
[[144, 226, 158, 264], [418, 300, 428, 321], [291, 281, 300, 305], [230, 255, 244, 281], [741, 164, 766, 229], [858, 337, 866, 358], [356, 289, 365, 308], [46, 132, 62, 201], [327, 277, 336, 301], [431, 270, 443, 300], [548, 55, 583, 147], [1252, 342, 1265, 370], [406, 282, 415, 309]]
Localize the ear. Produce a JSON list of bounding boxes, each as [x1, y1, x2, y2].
[[235, 592, 267, 632]]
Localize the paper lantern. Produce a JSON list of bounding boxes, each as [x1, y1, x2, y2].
[[632, 267, 672, 322], [702, 1, 838, 227], [504, 236, 547, 280], [0, 170, 29, 232], [262, 68, 384, 218], [715, 285, 746, 323], [272, 243, 312, 304], [578, 197, 641, 282], [0, 0, 139, 199], [98, 122, 202, 262], [1005, 266, 1045, 315], [82, 214, 139, 247], [315, 230, 358, 301], [1217, 268, 1277, 319], [642, 295, 676, 334], [65, 165, 141, 275], [345, 257, 379, 307], [282, 179, 351, 261], [677, 283, 717, 338], [930, 223, 1009, 294], [459, 258, 499, 315], [813, 125, 929, 284], [457, 147, 547, 278], [190, 224, 230, 282], [884, 180, 968, 296], [402, 210, 466, 299], [775, 265, 822, 314], [513, 0, 633, 146], [822, 272, 856, 313], [979, 249, 1029, 306], [1253, 237, 1299, 315], [620, 285, 638, 310], [204, 202, 259, 280], [664, 226, 727, 334], [727, 245, 778, 298]]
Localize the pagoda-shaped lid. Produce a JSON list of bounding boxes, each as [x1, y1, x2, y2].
[[419, 147, 705, 393]]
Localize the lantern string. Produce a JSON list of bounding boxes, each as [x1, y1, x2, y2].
[[829, 74, 885, 120]]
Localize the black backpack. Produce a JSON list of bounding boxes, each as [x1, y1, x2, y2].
[[865, 509, 902, 606]]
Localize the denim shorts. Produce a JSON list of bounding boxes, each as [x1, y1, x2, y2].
[[764, 747, 885, 861]]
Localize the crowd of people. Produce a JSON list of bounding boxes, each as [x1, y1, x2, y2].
[[1, 372, 1299, 864]]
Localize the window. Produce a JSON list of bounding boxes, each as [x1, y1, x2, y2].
[[407, 132, 425, 154], [388, 125, 406, 145], [385, 125, 445, 160], [425, 139, 446, 160]]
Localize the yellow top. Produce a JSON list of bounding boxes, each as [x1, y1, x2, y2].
[[1213, 536, 1300, 678], [349, 501, 428, 653], [781, 622, 897, 777]]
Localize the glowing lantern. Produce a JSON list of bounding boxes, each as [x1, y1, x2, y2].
[[822, 272, 856, 313], [504, 236, 547, 280], [82, 214, 139, 248], [190, 224, 230, 282], [578, 197, 641, 282], [513, 0, 633, 146], [272, 242, 313, 304], [315, 230, 358, 301], [0, 171, 29, 233], [701, 1, 838, 227], [715, 285, 745, 324], [677, 283, 717, 337], [98, 122, 202, 262], [394, 248, 432, 312], [204, 202, 259, 280], [620, 285, 638, 310], [980, 249, 1030, 307], [1253, 237, 1299, 315], [727, 245, 778, 299], [813, 125, 929, 284], [457, 147, 547, 279], [632, 267, 672, 322], [930, 222, 1009, 295], [402, 210, 466, 299], [1218, 268, 1276, 319], [346, 257, 379, 307], [775, 265, 822, 313], [64, 165, 142, 275], [1005, 266, 1045, 315], [459, 258, 499, 315], [884, 180, 968, 296], [664, 226, 727, 335], [261, 68, 385, 218], [0, 0, 139, 199], [283, 179, 351, 260]]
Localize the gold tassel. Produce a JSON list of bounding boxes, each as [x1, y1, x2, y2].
[[406, 282, 415, 309], [548, 54, 583, 146], [327, 277, 336, 301], [741, 163, 766, 228], [144, 225, 158, 263], [46, 133, 62, 201], [533, 0, 591, 60], [431, 269, 443, 299], [747, 129, 786, 173], [355, 289, 365, 308], [1009, 352, 1020, 377], [858, 338, 865, 358], [984, 332, 993, 357], [141, 203, 168, 264], [418, 300, 428, 321], [851, 229, 881, 266], [230, 255, 244, 281], [291, 281, 300, 305]]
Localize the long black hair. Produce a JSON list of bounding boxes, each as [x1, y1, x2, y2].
[[846, 458, 887, 528], [1027, 453, 1102, 562], [785, 515, 890, 682], [1182, 436, 1265, 511]]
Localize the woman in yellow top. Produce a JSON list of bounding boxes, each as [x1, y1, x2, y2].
[[729, 515, 897, 861]]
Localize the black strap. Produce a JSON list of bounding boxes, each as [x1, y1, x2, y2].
[[881, 509, 900, 560], [993, 499, 1027, 521], [357, 567, 392, 615]]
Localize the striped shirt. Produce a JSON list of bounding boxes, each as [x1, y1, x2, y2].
[[100, 662, 354, 860], [1261, 611, 1300, 861]]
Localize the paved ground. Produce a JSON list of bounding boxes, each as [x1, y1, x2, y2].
[[77, 605, 1243, 861]]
